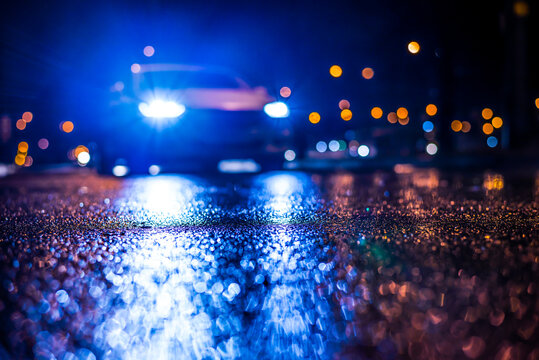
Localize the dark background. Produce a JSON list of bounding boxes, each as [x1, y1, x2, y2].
[[1, 0, 537, 163]]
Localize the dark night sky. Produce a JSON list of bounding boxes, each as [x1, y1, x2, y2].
[[0, 0, 537, 148]]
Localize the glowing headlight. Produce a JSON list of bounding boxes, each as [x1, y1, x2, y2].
[[138, 100, 186, 118], [264, 101, 289, 118]]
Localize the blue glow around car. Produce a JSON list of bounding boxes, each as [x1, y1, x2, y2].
[[263, 101, 289, 118], [138, 100, 186, 118]]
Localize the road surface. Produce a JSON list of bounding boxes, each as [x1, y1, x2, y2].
[[0, 169, 538, 359]]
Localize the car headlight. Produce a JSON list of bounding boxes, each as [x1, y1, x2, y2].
[[138, 100, 186, 118], [264, 101, 289, 118]]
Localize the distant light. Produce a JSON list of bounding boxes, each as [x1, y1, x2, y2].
[[426, 143, 438, 155], [16, 119, 26, 130], [149, 165, 161, 175], [18, 141, 29, 153], [0, 164, 9, 178], [279, 87, 291, 98], [14, 154, 25, 166], [338, 100, 350, 110], [387, 112, 397, 124], [143, 46, 155, 57], [77, 151, 90, 166], [61, 121, 74, 133], [426, 104, 437, 116], [38, 138, 49, 150], [514, 1, 529, 17], [422, 121, 434, 132], [112, 165, 129, 177], [357, 145, 370, 157], [451, 120, 463, 132], [361, 67, 374, 80], [481, 108, 493, 120], [408, 41, 420, 54], [22, 112, 33, 123], [113, 81, 124, 92], [263, 101, 289, 118], [309, 112, 321, 124], [341, 109, 352, 121], [338, 140, 347, 151], [461, 121, 471, 133], [329, 65, 343, 78], [131, 63, 141, 73], [536, 98, 539, 109], [482, 123, 494, 135], [24, 156, 33, 167], [396, 107, 408, 119], [284, 150, 296, 161], [74, 145, 89, 158], [398, 117, 410, 126], [492, 116, 503, 128], [218, 159, 260, 173], [487, 136, 498, 148], [316, 141, 327, 153], [328, 140, 340, 152], [139, 100, 186, 118], [371, 107, 383, 119]]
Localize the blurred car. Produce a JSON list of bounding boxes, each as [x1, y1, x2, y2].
[[99, 64, 292, 175]]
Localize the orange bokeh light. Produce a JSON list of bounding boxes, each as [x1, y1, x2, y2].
[[371, 107, 383, 119], [15, 154, 25, 166], [16, 119, 26, 130], [18, 141, 29, 153], [61, 121, 74, 133], [461, 121, 471, 133], [482, 123, 494, 135], [492, 116, 503, 128], [361, 67, 374, 80], [74, 145, 89, 157], [309, 112, 321, 124], [451, 120, 463, 132], [22, 112, 33, 122], [408, 41, 420, 54], [396, 107, 408, 119], [426, 104, 437, 116], [481, 108, 493, 120], [329, 65, 343, 78], [341, 109, 352, 121]]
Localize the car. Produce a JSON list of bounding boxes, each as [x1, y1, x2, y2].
[[98, 64, 293, 175]]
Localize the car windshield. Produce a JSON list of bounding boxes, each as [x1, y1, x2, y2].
[[137, 70, 241, 90]]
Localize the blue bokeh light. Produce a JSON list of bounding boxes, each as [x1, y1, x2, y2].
[[487, 136, 498, 148], [422, 121, 434, 133]]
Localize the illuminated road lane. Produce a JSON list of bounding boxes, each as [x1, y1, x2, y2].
[[0, 170, 538, 359]]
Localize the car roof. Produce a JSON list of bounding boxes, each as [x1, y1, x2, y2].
[[135, 64, 250, 88]]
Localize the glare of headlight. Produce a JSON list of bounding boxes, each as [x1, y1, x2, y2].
[[138, 100, 186, 118], [263, 101, 289, 118]]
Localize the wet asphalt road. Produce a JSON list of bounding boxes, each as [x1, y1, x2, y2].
[[0, 169, 538, 360]]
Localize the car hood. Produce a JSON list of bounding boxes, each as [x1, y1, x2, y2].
[[140, 88, 275, 111]]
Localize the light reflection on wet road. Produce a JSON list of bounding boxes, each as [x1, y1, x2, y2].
[[0, 170, 538, 359]]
